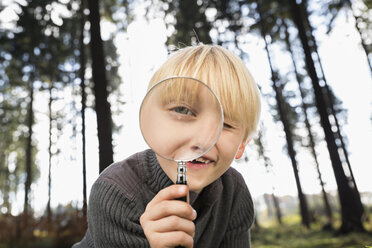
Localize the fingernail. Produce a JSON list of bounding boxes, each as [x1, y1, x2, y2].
[[178, 185, 187, 194], [192, 208, 197, 219]]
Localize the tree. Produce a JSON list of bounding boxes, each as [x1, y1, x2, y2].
[[256, 0, 310, 228], [79, 0, 88, 218], [0, 74, 29, 215], [47, 84, 53, 225], [281, 18, 333, 228], [0, 0, 78, 228], [299, 2, 362, 212], [87, 0, 114, 173], [20, 4, 38, 230], [289, 0, 364, 233], [1, 1, 123, 232]]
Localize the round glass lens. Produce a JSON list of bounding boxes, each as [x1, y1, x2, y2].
[[139, 76, 223, 162]]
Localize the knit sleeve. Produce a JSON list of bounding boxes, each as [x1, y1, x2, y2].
[[84, 180, 149, 248], [219, 182, 254, 248]]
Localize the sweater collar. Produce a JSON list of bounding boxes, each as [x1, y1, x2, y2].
[[143, 149, 174, 194]]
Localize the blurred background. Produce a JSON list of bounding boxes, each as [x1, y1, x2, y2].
[[0, 0, 372, 247]]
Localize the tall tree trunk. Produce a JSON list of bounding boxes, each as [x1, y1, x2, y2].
[[282, 20, 333, 226], [47, 84, 53, 226], [24, 79, 34, 229], [87, 0, 114, 173], [80, 0, 88, 218], [289, 0, 364, 233], [301, 1, 359, 198], [302, 0, 364, 227], [23, 6, 37, 233], [257, 0, 310, 228]]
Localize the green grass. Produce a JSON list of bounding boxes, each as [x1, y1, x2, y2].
[[251, 215, 372, 248]]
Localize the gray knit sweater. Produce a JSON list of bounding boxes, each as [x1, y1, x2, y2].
[[73, 149, 254, 248]]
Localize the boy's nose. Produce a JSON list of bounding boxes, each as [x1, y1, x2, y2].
[[189, 125, 218, 154]]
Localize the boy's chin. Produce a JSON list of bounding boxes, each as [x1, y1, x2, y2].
[[188, 178, 214, 194]]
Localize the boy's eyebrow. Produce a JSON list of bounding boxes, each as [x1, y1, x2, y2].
[[161, 83, 200, 105]]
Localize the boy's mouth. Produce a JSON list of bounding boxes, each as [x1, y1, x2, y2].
[[186, 157, 214, 169]]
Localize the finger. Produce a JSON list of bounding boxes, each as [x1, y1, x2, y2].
[[150, 215, 195, 238], [148, 185, 188, 208], [147, 200, 197, 221], [153, 231, 194, 248]]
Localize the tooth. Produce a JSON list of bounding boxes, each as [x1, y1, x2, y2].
[[195, 158, 210, 164]]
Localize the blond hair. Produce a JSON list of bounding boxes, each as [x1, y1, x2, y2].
[[148, 45, 261, 140]]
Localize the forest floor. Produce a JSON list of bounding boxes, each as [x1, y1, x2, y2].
[[251, 214, 372, 248], [1, 212, 372, 247]]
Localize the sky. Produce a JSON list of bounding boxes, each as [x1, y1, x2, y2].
[[1, 2, 372, 215]]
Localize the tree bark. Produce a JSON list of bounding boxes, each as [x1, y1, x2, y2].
[[289, 0, 364, 233], [87, 0, 114, 173]]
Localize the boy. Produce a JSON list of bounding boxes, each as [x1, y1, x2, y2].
[[73, 44, 261, 248]]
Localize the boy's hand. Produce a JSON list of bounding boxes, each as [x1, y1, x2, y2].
[[140, 185, 197, 248]]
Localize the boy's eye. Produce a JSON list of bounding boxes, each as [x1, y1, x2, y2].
[[223, 122, 234, 129], [171, 106, 195, 116]]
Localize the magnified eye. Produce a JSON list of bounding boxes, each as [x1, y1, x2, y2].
[[223, 122, 234, 129], [172, 106, 195, 116]]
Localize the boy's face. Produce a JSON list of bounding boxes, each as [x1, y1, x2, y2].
[[157, 121, 247, 194]]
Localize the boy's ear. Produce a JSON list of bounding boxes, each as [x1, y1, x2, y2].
[[235, 138, 252, 159]]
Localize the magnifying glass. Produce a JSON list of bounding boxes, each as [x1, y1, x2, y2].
[[139, 76, 224, 199]]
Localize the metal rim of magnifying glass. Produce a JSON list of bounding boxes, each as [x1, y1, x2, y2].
[[139, 75, 224, 162]]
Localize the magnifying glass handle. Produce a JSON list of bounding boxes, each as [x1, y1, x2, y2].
[[176, 162, 187, 248], [176, 161, 187, 202]]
